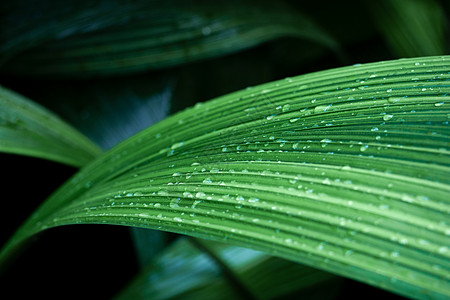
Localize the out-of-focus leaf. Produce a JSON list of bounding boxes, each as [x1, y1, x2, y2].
[[114, 238, 340, 300], [0, 0, 340, 77], [0, 85, 102, 167], [0, 56, 449, 299], [368, 0, 447, 57]]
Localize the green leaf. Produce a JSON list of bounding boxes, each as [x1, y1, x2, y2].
[[0, 85, 102, 167], [115, 238, 340, 300], [0, 0, 340, 77], [1, 56, 449, 299], [368, 0, 447, 57]]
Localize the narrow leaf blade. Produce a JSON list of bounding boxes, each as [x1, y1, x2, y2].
[[0, 85, 102, 166], [1, 56, 449, 299], [0, 0, 340, 77]]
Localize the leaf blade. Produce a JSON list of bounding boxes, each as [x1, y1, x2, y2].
[[1, 0, 340, 77], [0, 85, 102, 167], [368, 0, 447, 57], [1, 56, 449, 299]]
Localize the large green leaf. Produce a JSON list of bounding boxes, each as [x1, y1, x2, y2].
[[115, 238, 339, 300], [0, 85, 102, 167], [0, 0, 340, 77], [1, 56, 449, 299]]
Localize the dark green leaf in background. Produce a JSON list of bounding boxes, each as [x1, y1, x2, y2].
[[115, 238, 340, 300], [0, 0, 341, 77], [368, 0, 447, 58]]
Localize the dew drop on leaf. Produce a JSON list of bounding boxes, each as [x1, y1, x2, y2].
[[195, 192, 206, 198], [321, 139, 332, 148], [171, 141, 184, 150], [192, 200, 202, 209], [170, 198, 180, 208], [383, 114, 394, 121], [282, 104, 291, 112], [202, 177, 212, 184]]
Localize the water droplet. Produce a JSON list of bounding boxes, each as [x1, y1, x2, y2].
[[401, 194, 414, 203], [434, 102, 444, 107], [383, 114, 394, 121], [236, 195, 245, 201], [360, 145, 368, 152], [202, 177, 212, 184], [192, 200, 202, 209], [379, 204, 389, 210], [171, 141, 184, 150], [314, 104, 332, 113], [157, 190, 169, 196], [282, 104, 291, 112], [201, 26, 211, 36], [322, 178, 331, 185], [248, 197, 259, 203], [183, 191, 194, 198], [388, 97, 401, 103], [292, 143, 300, 149], [170, 196, 182, 207], [438, 246, 448, 254], [390, 251, 400, 257], [321, 139, 332, 148], [289, 117, 300, 123], [195, 192, 206, 198], [154, 203, 161, 208], [173, 217, 183, 222]]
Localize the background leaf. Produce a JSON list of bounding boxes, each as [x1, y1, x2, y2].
[[0, 0, 341, 77], [367, 0, 448, 57], [115, 238, 341, 300], [1, 56, 449, 299], [0, 85, 101, 167]]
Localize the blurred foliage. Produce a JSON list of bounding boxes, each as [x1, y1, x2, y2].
[[0, 0, 448, 299]]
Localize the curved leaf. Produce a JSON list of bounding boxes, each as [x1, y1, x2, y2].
[[0, 0, 340, 77], [368, 0, 447, 57], [0, 85, 102, 167], [1, 56, 449, 299], [115, 238, 339, 300]]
